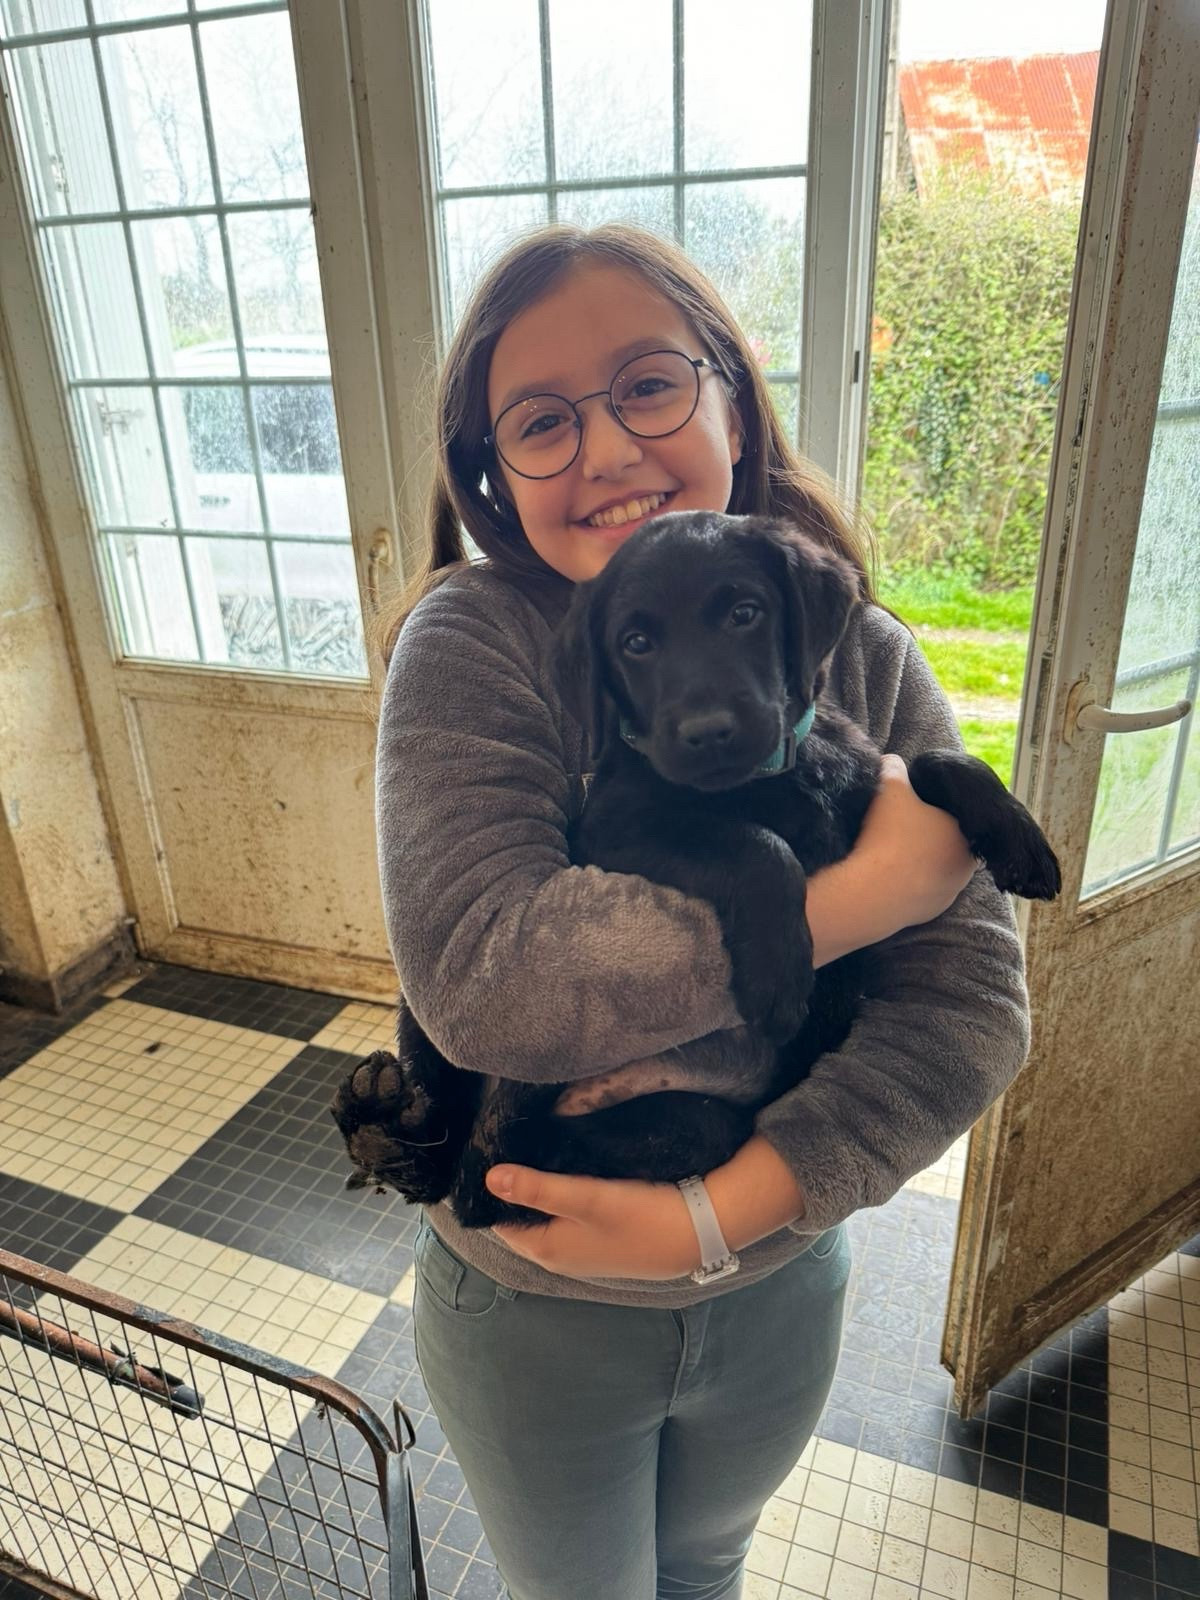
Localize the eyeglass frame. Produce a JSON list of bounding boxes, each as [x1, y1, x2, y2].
[[483, 349, 729, 481]]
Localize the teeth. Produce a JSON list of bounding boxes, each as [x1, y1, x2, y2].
[[586, 492, 667, 528]]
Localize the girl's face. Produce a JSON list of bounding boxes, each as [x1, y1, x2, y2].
[[486, 262, 743, 583]]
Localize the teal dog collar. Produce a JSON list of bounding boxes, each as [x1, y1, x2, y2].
[[619, 702, 815, 777]]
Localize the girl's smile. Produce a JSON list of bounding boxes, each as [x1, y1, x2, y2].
[[486, 263, 742, 583]]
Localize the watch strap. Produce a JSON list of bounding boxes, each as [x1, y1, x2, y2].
[[677, 1175, 740, 1283]]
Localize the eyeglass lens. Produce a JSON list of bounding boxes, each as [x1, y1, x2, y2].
[[492, 349, 702, 479]]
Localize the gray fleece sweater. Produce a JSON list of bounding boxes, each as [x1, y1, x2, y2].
[[376, 560, 1031, 1308]]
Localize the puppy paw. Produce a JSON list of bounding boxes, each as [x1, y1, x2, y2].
[[978, 827, 1062, 901], [330, 1050, 455, 1205]]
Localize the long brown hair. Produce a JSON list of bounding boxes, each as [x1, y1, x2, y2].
[[375, 223, 884, 664]]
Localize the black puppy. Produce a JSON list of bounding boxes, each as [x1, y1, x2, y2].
[[333, 512, 1060, 1229]]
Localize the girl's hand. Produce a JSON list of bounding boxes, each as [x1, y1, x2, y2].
[[486, 1165, 700, 1280], [855, 753, 977, 928]]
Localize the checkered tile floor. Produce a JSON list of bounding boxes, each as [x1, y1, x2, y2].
[[0, 965, 1196, 1600]]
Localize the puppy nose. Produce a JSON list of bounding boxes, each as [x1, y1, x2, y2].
[[677, 711, 737, 751]]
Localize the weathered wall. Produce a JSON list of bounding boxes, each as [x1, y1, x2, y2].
[[0, 347, 129, 1009]]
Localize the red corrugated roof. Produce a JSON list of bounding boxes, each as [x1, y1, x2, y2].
[[898, 51, 1100, 202]]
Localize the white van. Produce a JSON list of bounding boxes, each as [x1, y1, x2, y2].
[[170, 335, 350, 538]]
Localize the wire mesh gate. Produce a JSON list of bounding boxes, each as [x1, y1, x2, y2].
[[0, 1249, 429, 1600]]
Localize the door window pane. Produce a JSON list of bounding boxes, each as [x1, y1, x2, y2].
[[103, 532, 198, 660], [1, 3, 87, 33], [200, 12, 308, 204], [186, 536, 283, 669], [685, 179, 805, 376], [1082, 152, 1200, 894], [0, 4, 365, 679], [427, 0, 545, 190], [549, 0, 674, 183], [275, 542, 368, 677], [75, 385, 173, 528], [102, 24, 214, 209], [44, 223, 147, 379], [684, 0, 810, 171], [7, 38, 117, 216]]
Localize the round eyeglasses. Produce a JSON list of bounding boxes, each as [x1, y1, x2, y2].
[[484, 348, 726, 481]]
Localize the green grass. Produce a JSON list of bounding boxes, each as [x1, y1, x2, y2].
[[958, 720, 1018, 783], [876, 571, 1035, 633], [922, 637, 1028, 698]]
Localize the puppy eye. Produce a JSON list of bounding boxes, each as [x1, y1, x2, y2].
[[730, 602, 760, 627], [621, 631, 653, 656]]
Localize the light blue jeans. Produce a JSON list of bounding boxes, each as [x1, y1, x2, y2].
[[412, 1212, 851, 1600]]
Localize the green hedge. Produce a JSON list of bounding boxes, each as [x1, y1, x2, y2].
[[864, 169, 1080, 590]]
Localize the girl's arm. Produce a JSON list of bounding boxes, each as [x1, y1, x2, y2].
[[806, 752, 977, 967]]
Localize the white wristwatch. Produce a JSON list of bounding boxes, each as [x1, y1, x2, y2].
[[677, 1175, 740, 1284]]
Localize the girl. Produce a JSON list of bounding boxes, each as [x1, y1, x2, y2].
[[373, 224, 1030, 1600]]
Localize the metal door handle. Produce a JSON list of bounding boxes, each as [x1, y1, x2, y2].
[[1075, 698, 1192, 734], [366, 529, 394, 613]]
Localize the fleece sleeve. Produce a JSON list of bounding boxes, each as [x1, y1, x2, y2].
[[753, 624, 1033, 1233], [375, 572, 743, 1081]]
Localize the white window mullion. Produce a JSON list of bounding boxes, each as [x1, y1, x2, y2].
[[289, 0, 439, 612], [802, 0, 892, 502]]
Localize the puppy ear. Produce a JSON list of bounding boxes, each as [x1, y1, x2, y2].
[[551, 584, 610, 764], [761, 523, 861, 702]]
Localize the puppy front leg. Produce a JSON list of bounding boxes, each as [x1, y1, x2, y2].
[[907, 751, 1061, 900], [578, 811, 814, 1045]]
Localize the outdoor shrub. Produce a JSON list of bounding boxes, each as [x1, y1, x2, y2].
[[864, 167, 1080, 589]]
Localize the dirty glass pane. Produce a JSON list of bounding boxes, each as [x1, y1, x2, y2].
[[1081, 160, 1200, 894], [1083, 668, 1194, 891], [252, 386, 350, 537], [103, 533, 197, 660], [555, 186, 674, 238], [427, 0, 543, 190], [1, 2, 87, 35], [43, 224, 147, 379], [95, 0, 182, 21], [200, 12, 307, 204], [685, 0, 811, 171], [276, 542, 367, 676], [686, 179, 805, 373], [550, 0, 672, 183], [165, 384, 262, 532], [1171, 705, 1199, 853], [6, 40, 117, 217], [100, 25, 214, 209], [74, 385, 173, 528], [441, 193, 548, 328], [133, 215, 234, 375], [226, 210, 326, 350], [185, 536, 284, 668]]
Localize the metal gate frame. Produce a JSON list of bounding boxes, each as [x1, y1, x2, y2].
[[0, 1248, 429, 1600]]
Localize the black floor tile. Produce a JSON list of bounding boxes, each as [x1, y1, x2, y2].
[[0, 994, 110, 1083], [134, 1044, 418, 1294], [1157, 1543, 1200, 1596], [1111, 1531, 1157, 1581], [0, 1174, 126, 1308], [122, 964, 346, 1041]]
